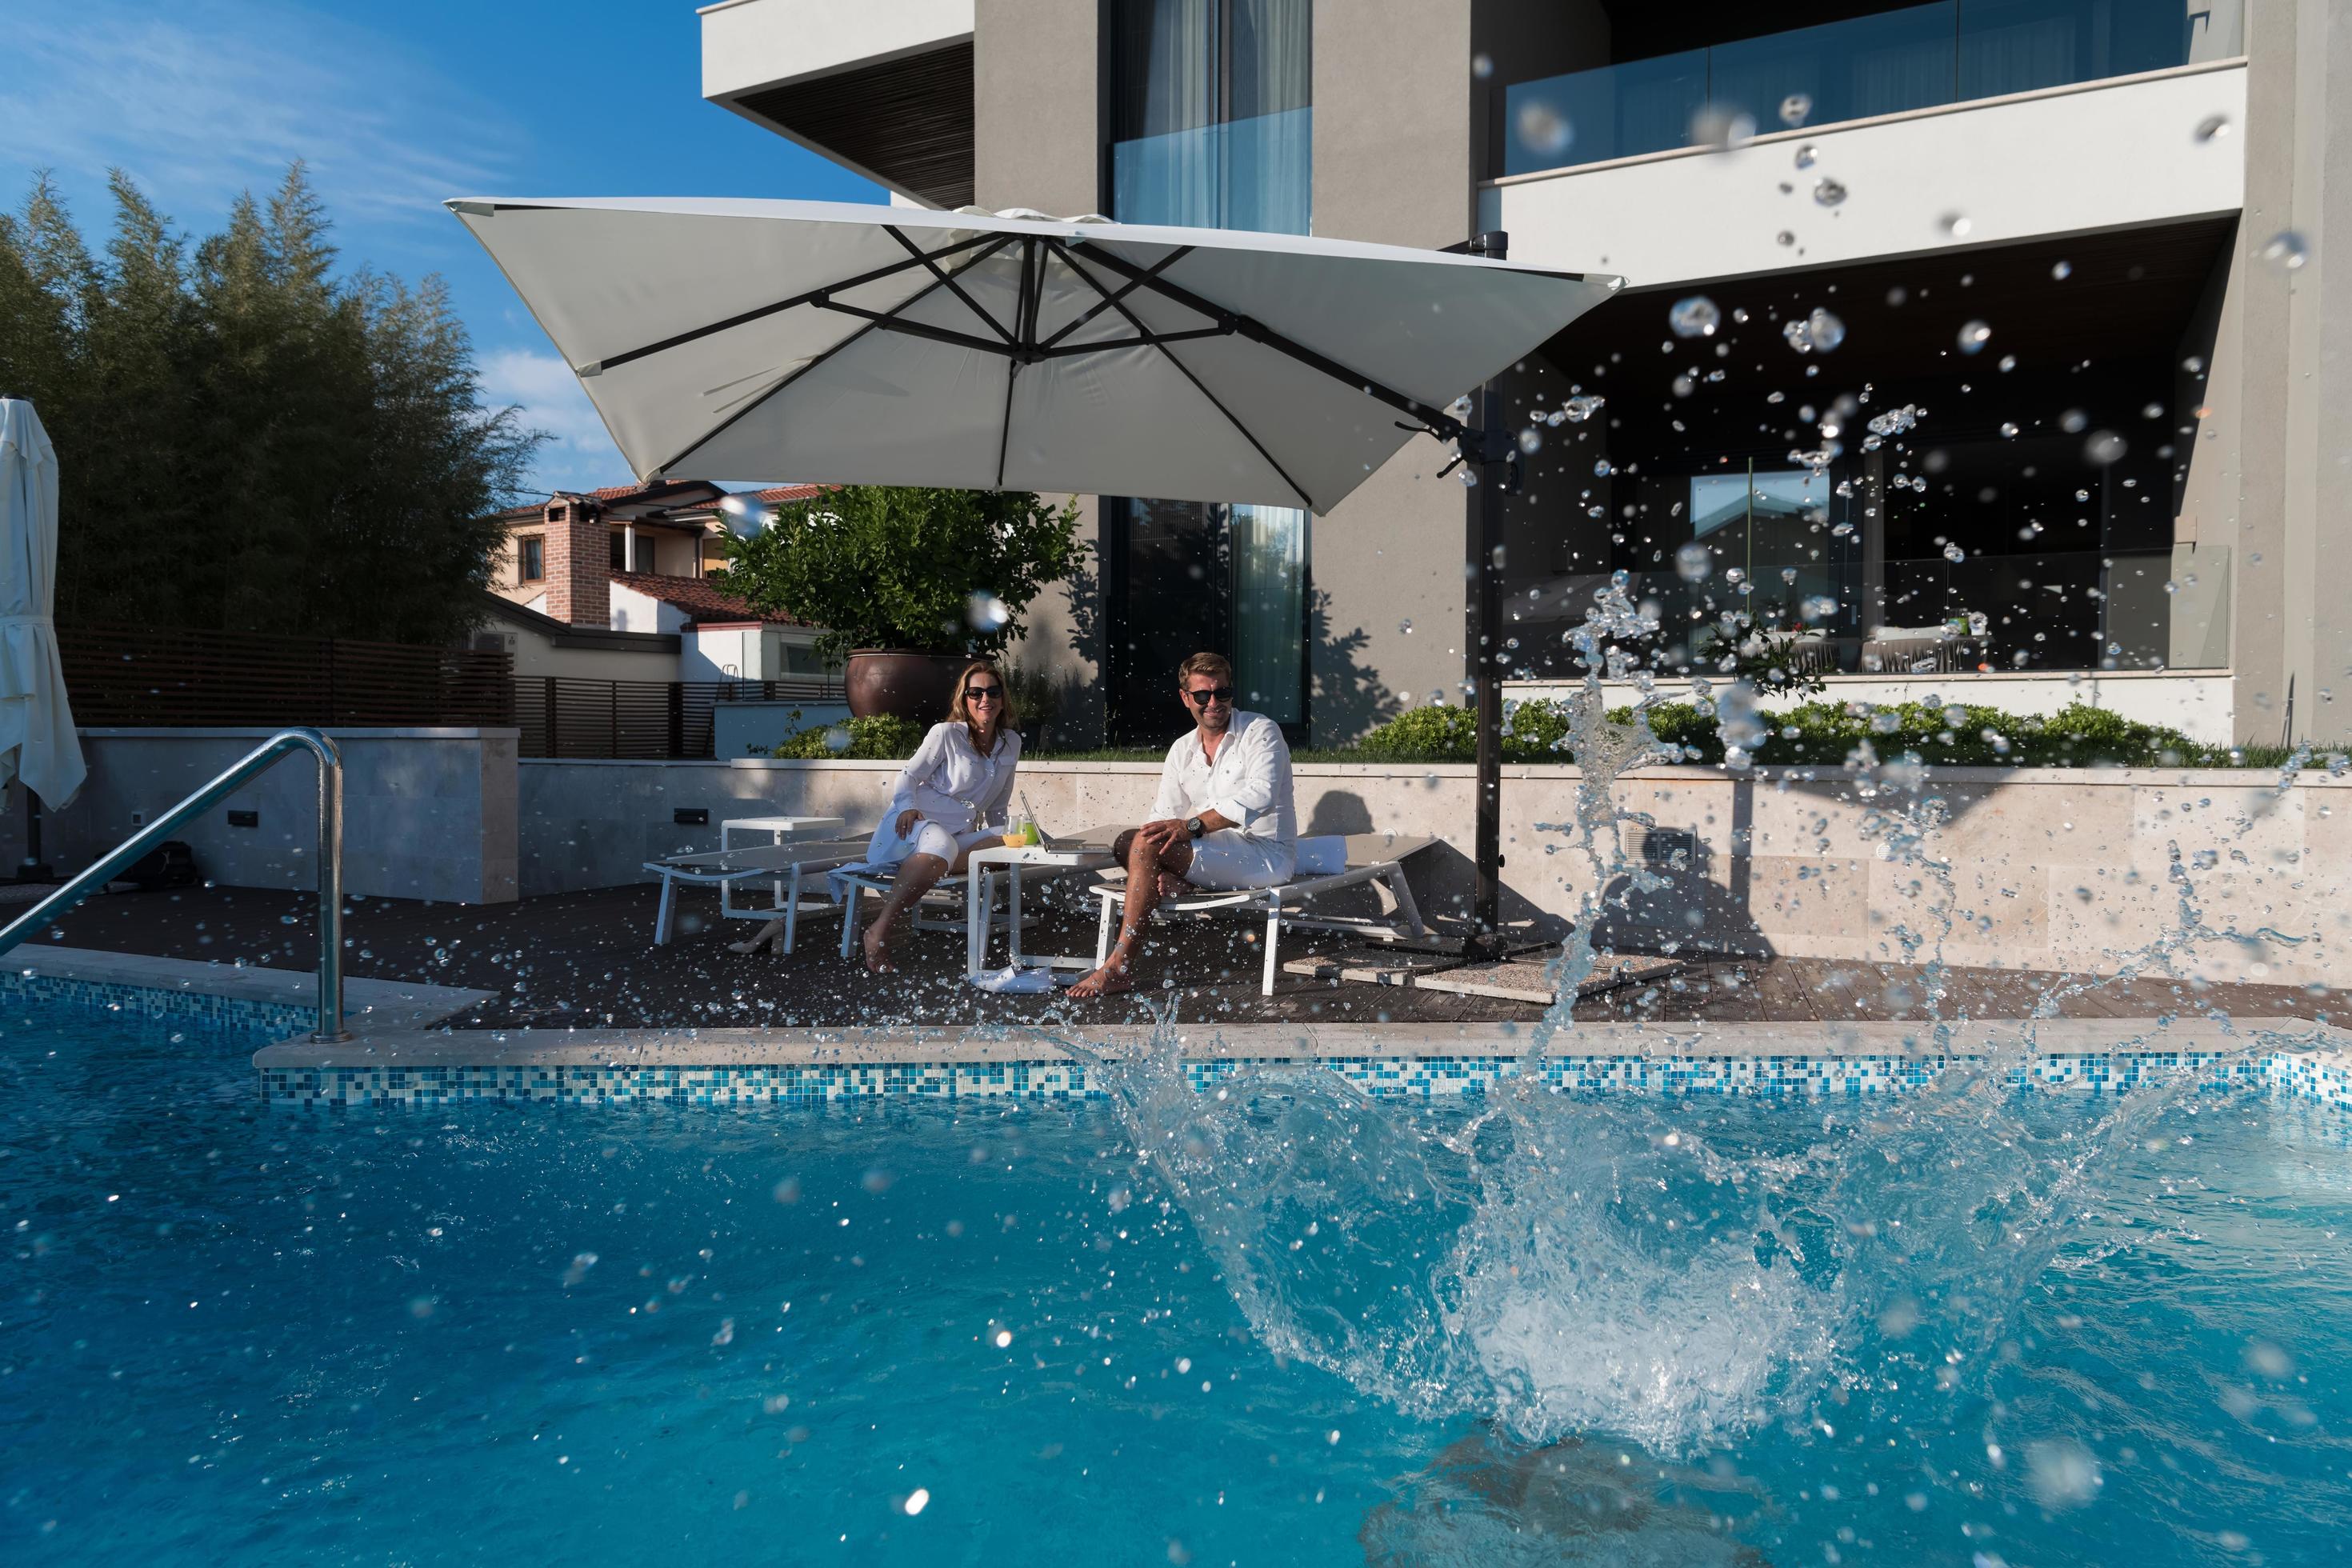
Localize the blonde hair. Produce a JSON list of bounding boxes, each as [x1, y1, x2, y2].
[[946, 659, 1019, 754]]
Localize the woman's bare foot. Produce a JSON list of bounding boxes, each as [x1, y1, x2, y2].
[[728, 918, 786, 954], [1068, 956, 1135, 998]]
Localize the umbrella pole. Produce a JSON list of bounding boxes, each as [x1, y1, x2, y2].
[[17, 788, 51, 884], [1465, 230, 1510, 954]]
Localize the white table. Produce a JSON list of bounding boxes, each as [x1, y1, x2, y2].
[[963, 843, 1117, 979], [720, 816, 846, 919]]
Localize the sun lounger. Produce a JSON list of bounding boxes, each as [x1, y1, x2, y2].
[[642, 837, 870, 952], [1088, 833, 1434, 995]]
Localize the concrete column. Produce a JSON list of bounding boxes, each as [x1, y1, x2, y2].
[[2220, 0, 2352, 746], [1308, 0, 1476, 744]]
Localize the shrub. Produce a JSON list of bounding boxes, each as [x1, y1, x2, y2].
[[1346, 696, 2227, 769], [770, 714, 924, 760]]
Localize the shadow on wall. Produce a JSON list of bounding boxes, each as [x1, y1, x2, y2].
[[1309, 586, 1402, 746], [1589, 772, 1778, 959], [1305, 786, 1571, 939], [1014, 544, 1104, 750]]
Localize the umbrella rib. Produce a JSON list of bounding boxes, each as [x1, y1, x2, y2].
[[811, 301, 1018, 355], [1063, 238, 1458, 435], [1034, 245, 1196, 351], [886, 226, 1018, 346], [649, 239, 1016, 478], [595, 233, 1009, 374], [1044, 238, 1317, 514]]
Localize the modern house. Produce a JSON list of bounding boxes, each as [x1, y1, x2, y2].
[[698, 0, 2348, 749], [485, 480, 836, 681]]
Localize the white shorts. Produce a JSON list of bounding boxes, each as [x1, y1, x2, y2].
[[867, 818, 998, 868], [1182, 829, 1294, 891]]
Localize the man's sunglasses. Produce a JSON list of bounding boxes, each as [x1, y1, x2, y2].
[[1184, 686, 1235, 706], [965, 684, 1004, 700]]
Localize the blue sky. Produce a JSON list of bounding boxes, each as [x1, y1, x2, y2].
[[2, 0, 882, 495]]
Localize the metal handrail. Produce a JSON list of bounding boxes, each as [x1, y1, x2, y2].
[[0, 729, 349, 1042]]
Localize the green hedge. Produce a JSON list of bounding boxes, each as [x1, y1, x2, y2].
[[769, 714, 926, 759], [1351, 697, 2239, 769], [764, 699, 2329, 771]]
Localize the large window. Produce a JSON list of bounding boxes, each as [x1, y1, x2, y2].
[[1109, 0, 1312, 234], [1105, 0, 1313, 741]]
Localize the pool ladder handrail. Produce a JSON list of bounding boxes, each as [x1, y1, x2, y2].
[[0, 729, 350, 1043]]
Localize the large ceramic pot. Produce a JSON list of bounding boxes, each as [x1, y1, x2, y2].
[[844, 650, 967, 722]]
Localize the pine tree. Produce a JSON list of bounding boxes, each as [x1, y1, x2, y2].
[[0, 163, 538, 642]]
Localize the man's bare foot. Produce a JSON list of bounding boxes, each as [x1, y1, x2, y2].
[[1068, 960, 1134, 998], [1155, 870, 1188, 900], [861, 925, 896, 973]]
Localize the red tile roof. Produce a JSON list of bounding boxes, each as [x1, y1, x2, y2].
[[610, 571, 813, 629], [742, 483, 830, 505]]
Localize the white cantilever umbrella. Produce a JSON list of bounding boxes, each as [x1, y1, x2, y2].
[[0, 399, 85, 828], [446, 197, 1619, 512]]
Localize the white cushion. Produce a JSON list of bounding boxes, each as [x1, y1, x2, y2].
[[1294, 836, 1347, 876]]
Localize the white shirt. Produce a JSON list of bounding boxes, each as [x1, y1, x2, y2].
[[1152, 710, 1296, 852], [888, 722, 1020, 835]]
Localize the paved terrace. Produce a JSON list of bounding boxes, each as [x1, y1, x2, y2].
[[33, 882, 2336, 1030]]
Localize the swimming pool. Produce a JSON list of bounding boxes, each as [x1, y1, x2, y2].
[[4, 983, 2350, 1564]]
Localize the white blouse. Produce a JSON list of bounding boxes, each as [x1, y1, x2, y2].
[[886, 722, 1021, 835]]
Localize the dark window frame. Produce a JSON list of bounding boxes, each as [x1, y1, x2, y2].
[[518, 534, 545, 583]]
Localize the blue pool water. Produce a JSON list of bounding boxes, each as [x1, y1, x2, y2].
[[4, 992, 2351, 1564]]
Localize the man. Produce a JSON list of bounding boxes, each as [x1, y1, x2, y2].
[[1070, 652, 1296, 998]]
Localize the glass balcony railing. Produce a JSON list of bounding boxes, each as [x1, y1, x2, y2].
[[1111, 106, 1313, 234], [1498, 0, 2201, 178]]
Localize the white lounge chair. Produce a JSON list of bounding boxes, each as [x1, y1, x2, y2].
[[642, 837, 870, 953], [829, 830, 1123, 962], [1088, 833, 1434, 995]]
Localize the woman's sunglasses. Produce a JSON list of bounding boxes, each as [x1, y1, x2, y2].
[[1184, 686, 1235, 705], [965, 685, 1004, 701]]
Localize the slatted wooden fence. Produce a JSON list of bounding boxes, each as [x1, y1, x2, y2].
[[510, 678, 846, 759], [59, 625, 514, 728]]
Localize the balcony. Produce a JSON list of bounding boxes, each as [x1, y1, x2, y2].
[[1110, 107, 1314, 234], [700, 0, 976, 206], [1497, 0, 2234, 178]]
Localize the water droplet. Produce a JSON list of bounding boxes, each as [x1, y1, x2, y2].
[[1997, 354, 2017, 371], [1794, 143, 1818, 169], [1457, 466, 1479, 488], [2075, 488, 2090, 502], [1942, 542, 1966, 562], [1398, 618, 1414, 634], [2058, 408, 2087, 434], [1938, 211, 1973, 238], [902, 1487, 931, 1516], [1998, 421, 2019, 438], [2084, 430, 2129, 466], [1668, 294, 1721, 338], [1779, 93, 1813, 127], [822, 726, 852, 755], [2050, 259, 2072, 280], [965, 590, 1010, 632], [1812, 177, 1846, 207], [1956, 320, 1992, 354], [2261, 230, 2309, 270], [1671, 373, 1696, 398], [1690, 103, 1756, 149], [2142, 402, 2164, 419], [1515, 101, 1573, 157], [1562, 394, 1605, 422], [1471, 53, 1494, 79], [2195, 113, 2230, 142], [1775, 230, 1796, 246], [1781, 306, 1846, 354], [1671, 542, 1712, 582]]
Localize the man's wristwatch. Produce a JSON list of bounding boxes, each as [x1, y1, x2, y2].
[[1186, 816, 1206, 839]]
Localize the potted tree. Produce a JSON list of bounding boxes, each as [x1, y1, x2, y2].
[[722, 485, 1086, 721]]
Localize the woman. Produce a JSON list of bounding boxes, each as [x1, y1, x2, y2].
[[855, 660, 1022, 971]]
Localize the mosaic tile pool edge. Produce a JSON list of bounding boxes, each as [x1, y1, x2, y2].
[[262, 1049, 2352, 1110], [0, 973, 313, 1039]]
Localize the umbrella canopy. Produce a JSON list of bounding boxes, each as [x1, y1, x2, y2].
[[0, 399, 83, 810], [448, 198, 1619, 514]]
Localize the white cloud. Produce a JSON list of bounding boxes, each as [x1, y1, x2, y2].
[[0, 0, 521, 230], [478, 347, 631, 496]]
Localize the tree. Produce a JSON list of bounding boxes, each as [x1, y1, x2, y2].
[[0, 164, 537, 643], [723, 485, 1086, 662]]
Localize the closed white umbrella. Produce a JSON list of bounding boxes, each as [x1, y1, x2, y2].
[[0, 399, 85, 831], [446, 198, 1619, 511]]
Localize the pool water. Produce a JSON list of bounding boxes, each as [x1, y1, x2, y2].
[[3, 995, 2350, 1565]]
